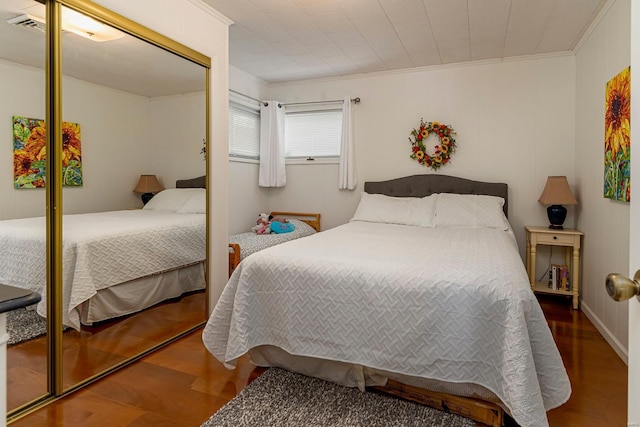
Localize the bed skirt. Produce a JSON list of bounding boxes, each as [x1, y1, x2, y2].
[[79, 262, 205, 325], [248, 345, 507, 412]]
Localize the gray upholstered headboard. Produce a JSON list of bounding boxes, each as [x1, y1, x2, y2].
[[176, 175, 206, 188], [364, 174, 508, 217]]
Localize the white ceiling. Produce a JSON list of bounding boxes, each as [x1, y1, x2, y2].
[[0, 0, 205, 98], [0, 0, 609, 93], [202, 0, 608, 83]]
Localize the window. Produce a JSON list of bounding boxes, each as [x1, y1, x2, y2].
[[284, 109, 342, 159], [229, 102, 260, 159]]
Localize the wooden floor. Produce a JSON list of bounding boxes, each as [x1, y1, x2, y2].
[[540, 295, 627, 427], [9, 295, 627, 426], [7, 291, 207, 413]]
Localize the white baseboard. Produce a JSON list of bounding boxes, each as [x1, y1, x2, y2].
[[580, 301, 628, 365]]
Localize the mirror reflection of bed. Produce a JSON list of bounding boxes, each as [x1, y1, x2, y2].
[[4, 178, 208, 405], [0, 0, 209, 412]]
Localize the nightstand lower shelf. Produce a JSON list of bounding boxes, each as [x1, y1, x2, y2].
[[533, 281, 572, 296]]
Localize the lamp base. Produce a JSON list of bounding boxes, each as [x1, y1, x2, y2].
[[141, 192, 154, 205], [547, 205, 567, 230]]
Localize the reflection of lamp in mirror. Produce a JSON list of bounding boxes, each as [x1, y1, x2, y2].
[[538, 176, 577, 230], [134, 175, 163, 205]]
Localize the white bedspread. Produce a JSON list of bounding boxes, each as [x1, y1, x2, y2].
[[0, 210, 205, 330], [203, 221, 571, 427]]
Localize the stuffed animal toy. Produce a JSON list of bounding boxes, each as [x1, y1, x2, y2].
[[251, 213, 272, 234], [267, 215, 295, 233], [270, 221, 295, 234]]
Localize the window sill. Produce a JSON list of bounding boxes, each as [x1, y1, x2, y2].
[[229, 156, 259, 164], [228, 157, 340, 165], [286, 158, 339, 165]]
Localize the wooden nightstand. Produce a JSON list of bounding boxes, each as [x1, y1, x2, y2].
[[525, 226, 583, 309]]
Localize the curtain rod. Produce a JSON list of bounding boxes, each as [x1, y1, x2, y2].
[[229, 89, 361, 108], [229, 89, 268, 106], [280, 97, 361, 107]]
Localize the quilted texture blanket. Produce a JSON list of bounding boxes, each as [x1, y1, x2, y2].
[[229, 219, 316, 262], [203, 221, 571, 427], [0, 210, 205, 330]]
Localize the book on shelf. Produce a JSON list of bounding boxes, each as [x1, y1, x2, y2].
[[549, 264, 570, 291]]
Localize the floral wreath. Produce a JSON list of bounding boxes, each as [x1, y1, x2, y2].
[[408, 119, 456, 170]]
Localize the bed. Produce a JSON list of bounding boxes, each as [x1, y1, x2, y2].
[[0, 176, 207, 330], [228, 211, 320, 276], [203, 174, 571, 427]]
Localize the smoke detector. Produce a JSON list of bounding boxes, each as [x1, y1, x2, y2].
[[6, 14, 47, 33]]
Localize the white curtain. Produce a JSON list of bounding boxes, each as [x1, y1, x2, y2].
[[259, 101, 286, 187], [339, 96, 357, 190]]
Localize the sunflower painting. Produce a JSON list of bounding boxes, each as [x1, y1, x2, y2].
[[604, 67, 630, 202], [13, 116, 83, 188]]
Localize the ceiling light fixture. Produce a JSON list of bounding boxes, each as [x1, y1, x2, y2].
[[61, 7, 124, 42]]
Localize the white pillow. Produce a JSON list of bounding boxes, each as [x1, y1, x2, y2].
[[435, 193, 508, 230], [143, 188, 204, 212], [177, 190, 206, 214], [350, 192, 437, 227]]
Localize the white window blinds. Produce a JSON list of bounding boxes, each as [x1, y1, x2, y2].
[[284, 109, 342, 158], [229, 102, 260, 159]]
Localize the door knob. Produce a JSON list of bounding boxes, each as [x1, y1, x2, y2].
[[606, 271, 640, 302]]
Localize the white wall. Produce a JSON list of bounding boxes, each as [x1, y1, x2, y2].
[[230, 65, 269, 103], [150, 92, 207, 187], [62, 75, 152, 213], [268, 55, 576, 257], [0, 60, 151, 220], [228, 160, 270, 234], [0, 60, 46, 220], [228, 65, 270, 234], [268, 163, 353, 230], [574, 0, 630, 361], [94, 0, 231, 306]]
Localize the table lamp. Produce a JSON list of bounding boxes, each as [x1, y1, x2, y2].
[[538, 176, 577, 229], [133, 174, 164, 205]]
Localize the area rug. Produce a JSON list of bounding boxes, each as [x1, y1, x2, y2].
[[201, 368, 474, 427], [7, 305, 47, 345]]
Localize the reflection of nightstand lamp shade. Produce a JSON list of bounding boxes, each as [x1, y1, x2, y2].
[[134, 175, 164, 205], [538, 176, 577, 230]]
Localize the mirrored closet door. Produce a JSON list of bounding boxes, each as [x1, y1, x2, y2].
[[1, 0, 211, 416], [1, 0, 49, 412], [59, 3, 209, 391]]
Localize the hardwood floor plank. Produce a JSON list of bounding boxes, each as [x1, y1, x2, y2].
[[14, 390, 151, 426]]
